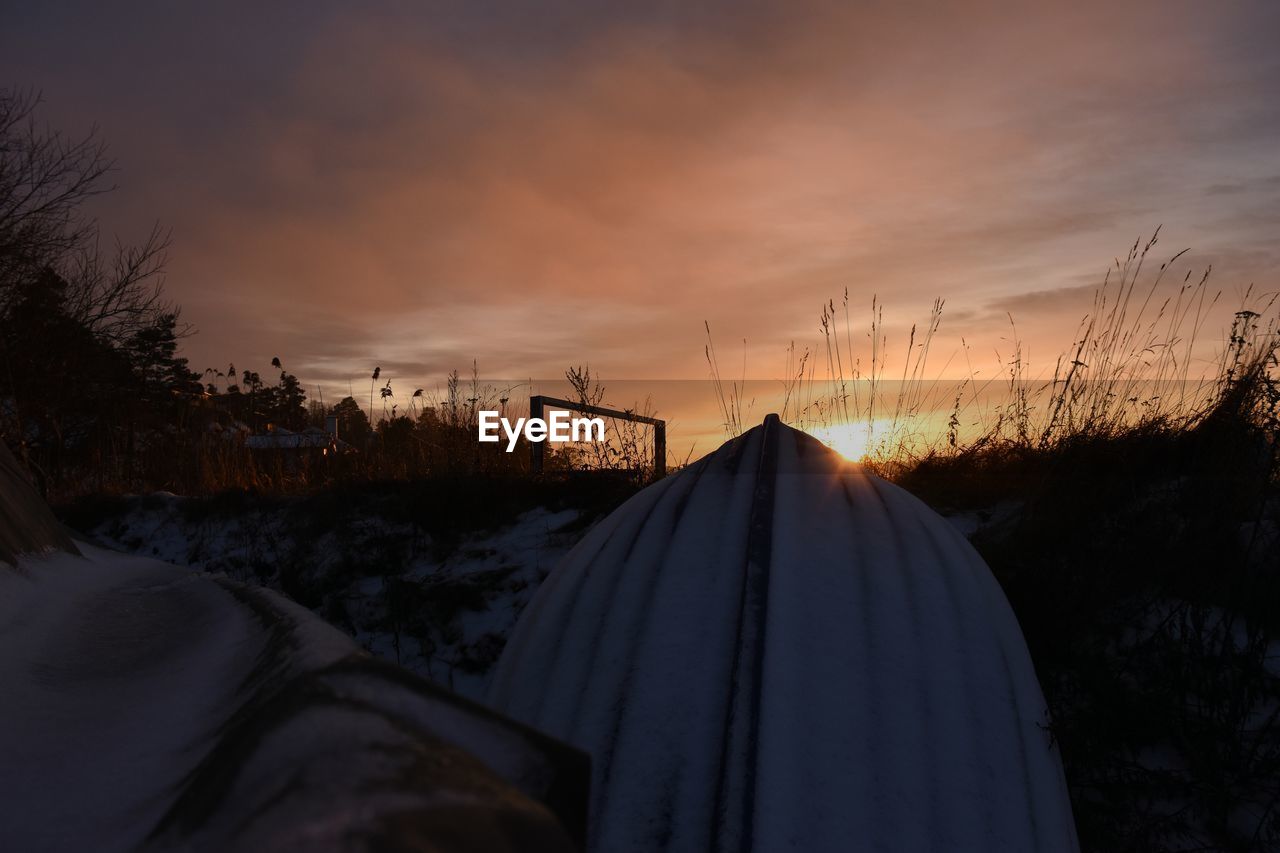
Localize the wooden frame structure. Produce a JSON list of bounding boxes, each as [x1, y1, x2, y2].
[[529, 395, 666, 477]]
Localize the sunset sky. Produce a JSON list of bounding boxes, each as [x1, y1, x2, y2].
[[5, 1, 1279, 418]]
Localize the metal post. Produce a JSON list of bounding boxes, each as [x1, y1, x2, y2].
[[530, 395, 545, 474], [654, 423, 666, 478]]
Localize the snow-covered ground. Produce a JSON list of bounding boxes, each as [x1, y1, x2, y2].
[[74, 480, 1028, 713], [349, 507, 582, 698], [84, 497, 587, 701]]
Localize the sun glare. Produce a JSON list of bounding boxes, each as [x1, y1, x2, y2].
[[808, 420, 884, 462]]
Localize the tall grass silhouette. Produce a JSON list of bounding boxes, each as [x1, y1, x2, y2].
[[709, 230, 1277, 475]]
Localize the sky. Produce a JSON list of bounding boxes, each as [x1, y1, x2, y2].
[[4, 0, 1280, 425]]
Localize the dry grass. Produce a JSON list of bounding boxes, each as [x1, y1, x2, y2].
[[711, 230, 1278, 478]]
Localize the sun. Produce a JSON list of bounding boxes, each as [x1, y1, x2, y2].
[[808, 420, 882, 462]]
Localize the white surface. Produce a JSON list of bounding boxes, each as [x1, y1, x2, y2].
[[490, 415, 1080, 852], [0, 543, 574, 852]]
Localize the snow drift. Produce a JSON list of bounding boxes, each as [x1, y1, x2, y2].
[[489, 414, 1079, 852], [0, 439, 585, 852]]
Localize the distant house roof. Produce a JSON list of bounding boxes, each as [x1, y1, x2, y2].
[[245, 427, 341, 451]]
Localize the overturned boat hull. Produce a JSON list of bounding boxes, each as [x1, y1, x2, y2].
[[490, 415, 1078, 852]]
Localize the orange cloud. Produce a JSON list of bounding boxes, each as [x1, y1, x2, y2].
[[5, 0, 1278, 401]]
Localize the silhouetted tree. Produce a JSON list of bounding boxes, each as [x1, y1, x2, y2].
[[0, 88, 194, 489], [0, 268, 133, 484], [0, 89, 175, 345], [331, 396, 371, 448], [266, 368, 307, 431], [125, 313, 201, 402]]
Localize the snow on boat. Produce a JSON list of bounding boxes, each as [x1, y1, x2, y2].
[[489, 414, 1079, 852], [0, 440, 585, 852]]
